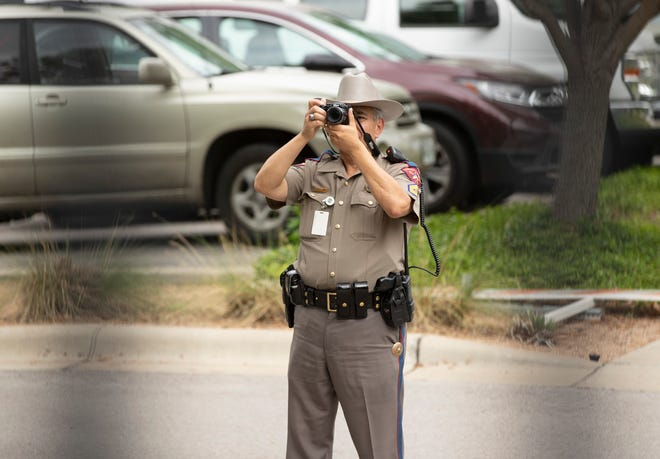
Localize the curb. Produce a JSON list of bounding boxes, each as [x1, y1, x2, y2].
[[0, 324, 657, 391], [0, 324, 535, 369], [0, 324, 291, 371]]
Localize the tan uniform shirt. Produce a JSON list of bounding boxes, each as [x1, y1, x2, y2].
[[285, 151, 421, 291]]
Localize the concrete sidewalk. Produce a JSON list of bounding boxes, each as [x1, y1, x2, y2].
[[1, 324, 658, 392]]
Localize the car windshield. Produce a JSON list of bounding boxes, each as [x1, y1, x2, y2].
[[296, 10, 429, 62], [130, 16, 245, 76]]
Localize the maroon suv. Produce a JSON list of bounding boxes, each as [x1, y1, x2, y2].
[[152, 2, 566, 212]]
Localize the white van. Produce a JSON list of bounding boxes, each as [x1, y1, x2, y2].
[[291, 0, 660, 166]]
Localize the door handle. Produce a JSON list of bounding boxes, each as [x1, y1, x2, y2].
[[36, 94, 68, 107]]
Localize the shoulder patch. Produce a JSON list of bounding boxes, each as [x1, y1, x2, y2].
[[407, 184, 419, 198], [402, 166, 422, 186]]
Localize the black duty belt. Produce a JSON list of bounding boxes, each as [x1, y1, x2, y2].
[[302, 282, 382, 320]]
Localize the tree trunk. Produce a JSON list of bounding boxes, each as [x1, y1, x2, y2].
[[552, 74, 612, 222], [517, 0, 660, 223]]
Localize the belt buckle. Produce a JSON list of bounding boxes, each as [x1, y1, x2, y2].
[[326, 292, 337, 312]]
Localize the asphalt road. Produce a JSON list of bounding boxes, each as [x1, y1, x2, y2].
[[1, 367, 659, 459]]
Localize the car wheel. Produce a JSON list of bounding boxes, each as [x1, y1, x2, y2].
[[215, 143, 289, 244], [422, 121, 473, 213], [600, 119, 620, 175]]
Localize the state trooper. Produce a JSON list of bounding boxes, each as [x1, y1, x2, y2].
[[254, 72, 421, 459]]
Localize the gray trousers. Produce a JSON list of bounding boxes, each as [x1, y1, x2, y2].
[[286, 306, 407, 459]]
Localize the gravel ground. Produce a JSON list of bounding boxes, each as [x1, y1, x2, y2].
[[550, 315, 660, 362], [444, 313, 660, 364]]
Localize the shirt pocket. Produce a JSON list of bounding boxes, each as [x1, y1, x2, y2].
[[299, 191, 331, 240], [349, 191, 380, 240]]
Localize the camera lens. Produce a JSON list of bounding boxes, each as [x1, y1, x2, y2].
[[326, 105, 348, 125]]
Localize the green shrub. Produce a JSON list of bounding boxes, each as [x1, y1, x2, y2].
[[256, 166, 660, 290], [509, 311, 558, 347]]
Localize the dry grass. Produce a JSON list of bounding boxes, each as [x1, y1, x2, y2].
[[408, 286, 467, 332], [16, 240, 126, 322], [1, 269, 657, 363], [136, 275, 285, 327], [0, 280, 22, 322]]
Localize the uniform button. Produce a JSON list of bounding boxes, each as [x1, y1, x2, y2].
[[335, 224, 341, 229], [391, 342, 403, 356], [344, 181, 349, 186], [368, 200, 374, 205], [330, 272, 336, 277], [332, 248, 337, 253], [338, 200, 344, 206]]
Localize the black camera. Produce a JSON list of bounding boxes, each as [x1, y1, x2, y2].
[[321, 102, 351, 125]]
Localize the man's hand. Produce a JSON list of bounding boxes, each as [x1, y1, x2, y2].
[[324, 108, 370, 163], [325, 108, 412, 219], [302, 98, 327, 142], [255, 98, 330, 203]]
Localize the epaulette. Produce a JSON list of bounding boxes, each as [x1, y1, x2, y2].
[[294, 150, 337, 167], [321, 149, 339, 160]]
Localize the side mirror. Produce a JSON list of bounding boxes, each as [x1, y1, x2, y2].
[[301, 54, 354, 73], [467, 0, 499, 28], [138, 57, 174, 86]]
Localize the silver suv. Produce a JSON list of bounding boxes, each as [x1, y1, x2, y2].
[[0, 2, 435, 242]]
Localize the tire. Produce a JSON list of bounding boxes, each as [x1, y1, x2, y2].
[[600, 119, 621, 175], [422, 120, 474, 213], [215, 143, 289, 244], [601, 120, 654, 175]]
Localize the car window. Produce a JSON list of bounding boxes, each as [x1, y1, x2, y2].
[[104, 29, 154, 83], [0, 20, 21, 84], [217, 17, 334, 67], [300, 0, 368, 20], [365, 30, 429, 60], [176, 17, 203, 35], [131, 16, 244, 76], [291, 9, 424, 62], [33, 20, 153, 85], [401, 0, 499, 26]]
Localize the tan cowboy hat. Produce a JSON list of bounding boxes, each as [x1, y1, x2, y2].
[[330, 72, 404, 122]]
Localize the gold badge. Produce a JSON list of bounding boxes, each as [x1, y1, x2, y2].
[[391, 342, 403, 357], [312, 186, 329, 193]]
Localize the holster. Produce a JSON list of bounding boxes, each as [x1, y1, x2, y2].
[[280, 265, 303, 328], [375, 272, 414, 328]]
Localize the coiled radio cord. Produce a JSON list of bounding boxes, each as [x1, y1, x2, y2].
[[406, 182, 441, 277]]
